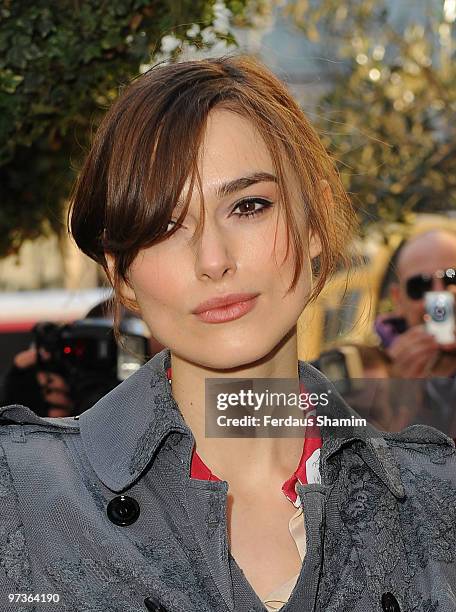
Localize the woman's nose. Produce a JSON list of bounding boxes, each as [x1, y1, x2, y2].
[[193, 221, 237, 281]]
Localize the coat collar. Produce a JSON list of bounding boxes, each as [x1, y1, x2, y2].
[[79, 347, 413, 497]]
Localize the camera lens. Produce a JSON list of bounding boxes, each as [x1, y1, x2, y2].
[[432, 305, 447, 321]]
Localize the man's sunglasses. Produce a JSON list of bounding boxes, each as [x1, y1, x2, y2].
[[405, 267, 456, 300]]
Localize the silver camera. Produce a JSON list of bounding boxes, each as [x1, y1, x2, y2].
[[424, 291, 455, 344]]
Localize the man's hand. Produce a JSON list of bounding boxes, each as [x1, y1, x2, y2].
[[434, 339, 456, 353], [385, 325, 441, 378], [13, 347, 74, 417]]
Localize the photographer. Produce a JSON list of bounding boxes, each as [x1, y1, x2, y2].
[[375, 229, 456, 377], [372, 230, 456, 435], [1, 302, 157, 417]]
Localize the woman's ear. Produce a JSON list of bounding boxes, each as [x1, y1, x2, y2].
[[104, 253, 137, 306], [308, 180, 333, 260], [308, 228, 322, 261]]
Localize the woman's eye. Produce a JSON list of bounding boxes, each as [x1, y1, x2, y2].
[[166, 219, 180, 232], [232, 198, 273, 219], [165, 197, 272, 234]]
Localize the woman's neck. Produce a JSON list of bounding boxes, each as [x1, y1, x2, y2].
[[168, 331, 305, 486]]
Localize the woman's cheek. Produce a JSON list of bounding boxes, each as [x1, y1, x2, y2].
[[129, 254, 170, 303]]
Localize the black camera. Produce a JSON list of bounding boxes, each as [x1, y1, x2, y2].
[[33, 317, 149, 414], [310, 346, 364, 395]]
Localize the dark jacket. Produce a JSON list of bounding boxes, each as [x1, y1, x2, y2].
[[1, 348, 456, 612]]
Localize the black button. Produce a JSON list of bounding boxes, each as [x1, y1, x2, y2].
[[144, 596, 168, 611], [106, 495, 140, 526], [381, 592, 400, 612]]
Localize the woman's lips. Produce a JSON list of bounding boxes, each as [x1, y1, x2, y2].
[[194, 295, 259, 323]]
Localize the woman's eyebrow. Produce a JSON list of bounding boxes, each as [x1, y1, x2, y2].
[[215, 171, 277, 198], [175, 171, 277, 211]]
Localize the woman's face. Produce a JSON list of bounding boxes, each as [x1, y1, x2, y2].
[[120, 108, 322, 369]]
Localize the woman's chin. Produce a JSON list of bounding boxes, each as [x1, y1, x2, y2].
[[179, 343, 275, 372]]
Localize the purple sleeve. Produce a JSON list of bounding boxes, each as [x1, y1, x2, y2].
[[374, 314, 402, 349]]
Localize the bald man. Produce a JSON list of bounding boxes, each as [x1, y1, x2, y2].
[[384, 229, 456, 378]]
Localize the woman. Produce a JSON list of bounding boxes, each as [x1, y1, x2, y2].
[[1, 55, 456, 612]]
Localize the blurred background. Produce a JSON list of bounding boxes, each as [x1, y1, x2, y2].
[[1, 0, 455, 425]]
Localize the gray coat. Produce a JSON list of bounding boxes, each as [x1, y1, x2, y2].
[[1, 347, 456, 612]]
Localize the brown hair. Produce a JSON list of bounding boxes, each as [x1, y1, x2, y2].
[[69, 54, 358, 331]]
